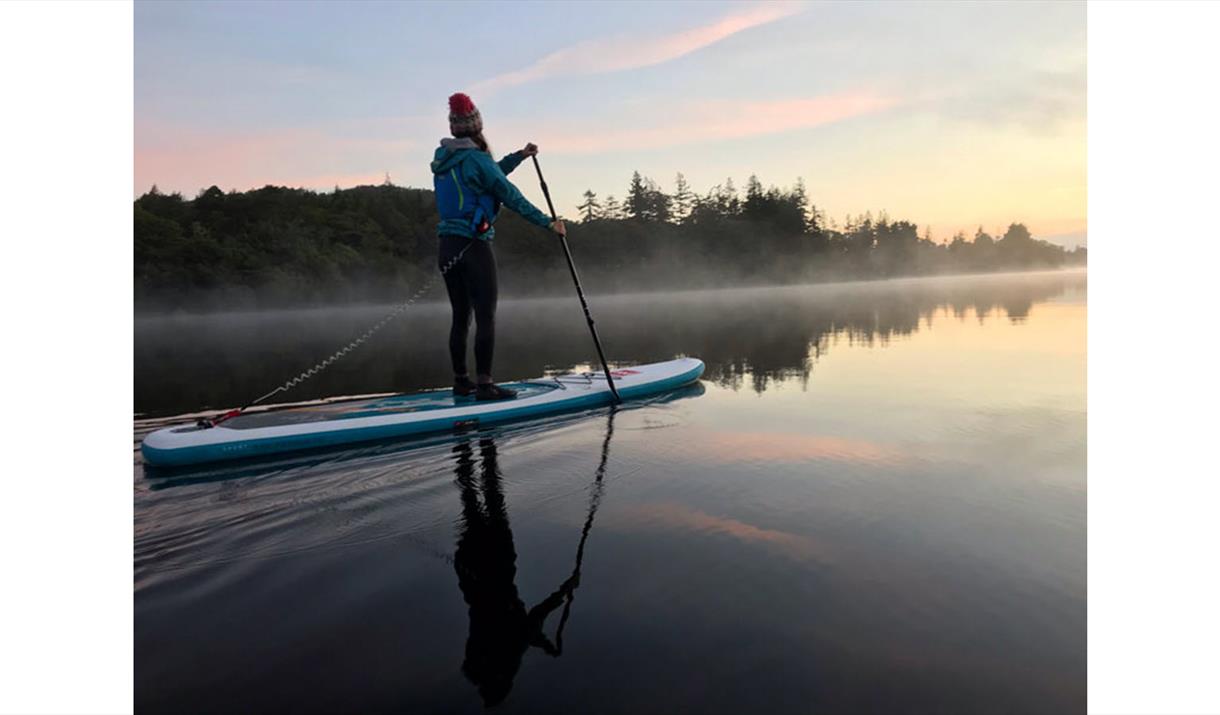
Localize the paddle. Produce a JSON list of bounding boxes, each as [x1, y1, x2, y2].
[[531, 155, 621, 403]]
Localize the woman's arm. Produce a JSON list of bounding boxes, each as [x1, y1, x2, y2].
[[497, 151, 525, 175], [496, 143, 537, 175], [470, 153, 553, 229]]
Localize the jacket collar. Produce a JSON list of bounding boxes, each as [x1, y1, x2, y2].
[[440, 137, 478, 150]]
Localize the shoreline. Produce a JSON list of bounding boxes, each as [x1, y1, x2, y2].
[[134, 266, 1087, 319]]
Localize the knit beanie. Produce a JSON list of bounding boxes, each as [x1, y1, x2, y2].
[[448, 93, 483, 137]]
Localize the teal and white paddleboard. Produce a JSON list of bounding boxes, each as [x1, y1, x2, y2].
[[141, 357, 704, 467]]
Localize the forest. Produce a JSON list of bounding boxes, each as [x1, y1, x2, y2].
[[134, 171, 1085, 311]]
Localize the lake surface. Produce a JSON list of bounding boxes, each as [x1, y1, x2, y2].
[[134, 270, 1086, 713]]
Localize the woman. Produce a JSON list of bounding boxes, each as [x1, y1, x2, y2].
[[431, 92, 566, 401]]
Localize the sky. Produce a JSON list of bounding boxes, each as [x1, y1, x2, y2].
[[135, 0, 1086, 247]]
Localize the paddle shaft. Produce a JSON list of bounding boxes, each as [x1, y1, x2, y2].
[[531, 155, 620, 403]]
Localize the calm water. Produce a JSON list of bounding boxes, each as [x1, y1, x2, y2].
[[134, 270, 1086, 713]]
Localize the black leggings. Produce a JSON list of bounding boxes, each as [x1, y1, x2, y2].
[[439, 235, 498, 377]]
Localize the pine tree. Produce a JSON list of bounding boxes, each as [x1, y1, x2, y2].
[[603, 195, 622, 220], [745, 174, 764, 202], [626, 171, 648, 220], [672, 172, 694, 223], [643, 177, 672, 223], [722, 177, 739, 215], [807, 203, 824, 233], [577, 189, 602, 222], [792, 178, 810, 224], [743, 175, 771, 223]]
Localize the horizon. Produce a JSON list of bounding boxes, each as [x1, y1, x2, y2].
[[135, 0, 1086, 249], [139, 180, 1085, 250]]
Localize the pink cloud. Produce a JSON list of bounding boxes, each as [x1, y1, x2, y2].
[[135, 122, 418, 196], [471, 2, 803, 93], [132, 89, 894, 194], [530, 92, 897, 154]]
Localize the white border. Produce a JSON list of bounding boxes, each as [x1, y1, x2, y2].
[[1089, 2, 1220, 713], [5, 0, 1220, 712], [0, 2, 134, 713]]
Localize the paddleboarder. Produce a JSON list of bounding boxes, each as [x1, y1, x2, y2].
[[431, 92, 566, 401]]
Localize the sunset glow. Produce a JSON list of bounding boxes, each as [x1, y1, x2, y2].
[[136, 0, 1086, 246]]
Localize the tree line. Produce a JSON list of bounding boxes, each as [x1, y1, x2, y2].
[[134, 171, 1085, 311]]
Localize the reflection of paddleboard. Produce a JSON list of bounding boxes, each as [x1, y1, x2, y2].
[[141, 358, 704, 467]]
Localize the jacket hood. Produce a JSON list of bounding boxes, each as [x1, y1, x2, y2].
[[430, 137, 480, 174]]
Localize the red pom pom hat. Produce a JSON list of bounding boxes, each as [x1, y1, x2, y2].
[[448, 93, 483, 137]]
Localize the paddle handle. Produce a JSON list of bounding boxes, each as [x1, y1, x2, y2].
[[531, 156, 620, 403]]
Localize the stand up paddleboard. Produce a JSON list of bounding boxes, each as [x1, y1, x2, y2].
[[141, 357, 703, 467]]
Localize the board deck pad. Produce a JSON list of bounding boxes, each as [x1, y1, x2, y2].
[[216, 383, 562, 429], [141, 357, 704, 467]]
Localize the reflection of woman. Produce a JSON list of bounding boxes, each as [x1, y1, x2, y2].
[[451, 438, 575, 707]]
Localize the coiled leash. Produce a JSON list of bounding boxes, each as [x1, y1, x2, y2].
[[199, 242, 473, 428]]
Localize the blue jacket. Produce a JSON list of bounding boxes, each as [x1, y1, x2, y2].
[[430, 137, 552, 240]]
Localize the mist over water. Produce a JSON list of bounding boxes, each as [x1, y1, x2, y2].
[[135, 270, 1085, 713], [135, 270, 1082, 417]]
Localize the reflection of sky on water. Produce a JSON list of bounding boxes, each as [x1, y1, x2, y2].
[[136, 270, 1085, 713]]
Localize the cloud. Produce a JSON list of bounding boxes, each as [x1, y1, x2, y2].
[[923, 67, 1086, 132], [135, 121, 419, 196], [471, 2, 804, 93], [528, 92, 896, 154]]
